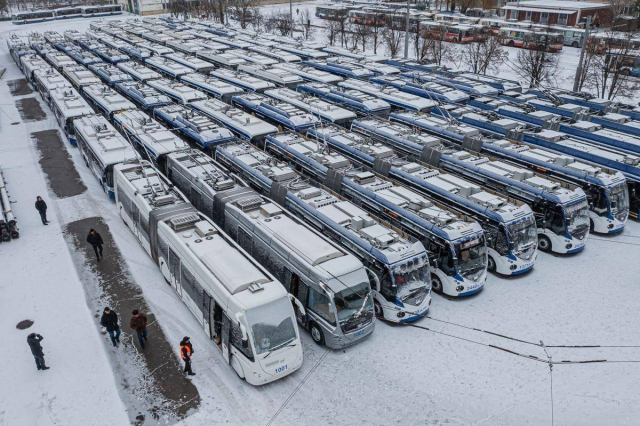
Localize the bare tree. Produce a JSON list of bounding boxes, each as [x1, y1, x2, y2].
[[251, 7, 265, 32], [370, 14, 386, 55], [267, 10, 293, 36], [298, 9, 313, 40], [336, 15, 349, 48], [425, 26, 453, 65], [461, 35, 508, 74], [513, 47, 559, 87], [458, 0, 475, 14], [228, 0, 256, 29], [322, 17, 341, 46], [586, 32, 640, 99], [352, 22, 372, 51], [383, 14, 403, 57]]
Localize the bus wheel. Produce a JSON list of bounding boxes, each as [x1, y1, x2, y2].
[[508, 40, 515, 47], [374, 300, 384, 319], [230, 355, 245, 379], [309, 322, 325, 346], [537, 235, 552, 252], [487, 256, 496, 273], [431, 275, 443, 294], [572, 41, 579, 48]]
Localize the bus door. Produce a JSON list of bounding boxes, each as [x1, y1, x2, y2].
[[283, 268, 308, 325], [221, 314, 231, 363], [168, 247, 182, 295]]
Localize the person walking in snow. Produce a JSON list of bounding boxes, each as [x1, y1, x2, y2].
[[180, 337, 195, 376], [130, 310, 148, 349], [27, 333, 49, 370], [35, 196, 49, 225], [100, 307, 121, 347], [87, 229, 104, 261]]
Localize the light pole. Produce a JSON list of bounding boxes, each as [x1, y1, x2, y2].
[[403, 0, 410, 59], [290, 0, 294, 38], [573, 16, 591, 92]]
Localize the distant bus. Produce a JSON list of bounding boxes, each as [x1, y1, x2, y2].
[[81, 4, 122, 17], [11, 10, 55, 25], [606, 49, 640, 77], [499, 28, 564, 52], [55, 7, 83, 19]]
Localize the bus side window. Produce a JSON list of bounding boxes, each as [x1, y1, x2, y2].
[[380, 273, 395, 302], [307, 287, 336, 326]]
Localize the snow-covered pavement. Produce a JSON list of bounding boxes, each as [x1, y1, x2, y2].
[[2, 8, 640, 426]]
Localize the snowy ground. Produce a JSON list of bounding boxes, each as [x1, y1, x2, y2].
[[2, 7, 640, 426]]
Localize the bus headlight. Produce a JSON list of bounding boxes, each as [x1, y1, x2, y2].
[[510, 265, 517, 271], [397, 312, 405, 318], [566, 243, 573, 249], [456, 285, 464, 292], [608, 224, 614, 229]]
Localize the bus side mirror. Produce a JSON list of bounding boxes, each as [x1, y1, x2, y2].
[[365, 268, 381, 292], [288, 294, 307, 316], [235, 313, 248, 342]]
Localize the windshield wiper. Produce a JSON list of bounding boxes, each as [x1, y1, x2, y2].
[[263, 339, 296, 359]]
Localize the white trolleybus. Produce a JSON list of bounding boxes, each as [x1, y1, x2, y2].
[[166, 149, 376, 346], [144, 57, 192, 79], [179, 73, 244, 104], [339, 78, 436, 112], [216, 142, 433, 322], [210, 69, 276, 93], [263, 133, 488, 297], [196, 51, 247, 69], [165, 52, 215, 73], [272, 63, 343, 84], [264, 88, 357, 128], [33, 67, 72, 106], [82, 83, 136, 120], [190, 99, 278, 145], [247, 46, 302, 63], [74, 115, 137, 198], [440, 110, 592, 253], [147, 78, 208, 105], [237, 65, 304, 90], [20, 54, 49, 86], [49, 87, 94, 146], [226, 49, 278, 67], [117, 62, 162, 83], [338, 120, 538, 275], [114, 160, 303, 385], [113, 109, 190, 174]]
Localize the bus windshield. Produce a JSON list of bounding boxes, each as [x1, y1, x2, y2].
[[565, 201, 590, 237], [391, 256, 431, 306], [506, 215, 537, 259], [453, 235, 487, 281], [608, 184, 629, 219], [335, 282, 374, 333], [245, 297, 298, 355]]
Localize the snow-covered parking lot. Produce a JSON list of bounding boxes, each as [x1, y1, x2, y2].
[[2, 7, 640, 426]]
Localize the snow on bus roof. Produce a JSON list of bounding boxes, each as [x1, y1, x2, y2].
[[188, 234, 271, 295], [257, 209, 345, 266]]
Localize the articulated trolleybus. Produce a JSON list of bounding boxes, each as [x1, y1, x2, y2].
[[264, 133, 488, 297], [216, 142, 433, 323], [166, 150, 376, 347], [74, 115, 137, 198], [114, 160, 303, 385]]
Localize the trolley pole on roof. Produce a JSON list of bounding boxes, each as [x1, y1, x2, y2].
[[404, 0, 410, 59], [573, 16, 591, 92]]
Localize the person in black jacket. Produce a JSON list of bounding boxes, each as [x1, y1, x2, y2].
[[35, 196, 48, 225], [87, 229, 104, 261], [27, 333, 49, 370], [100, 307, 121, 347]]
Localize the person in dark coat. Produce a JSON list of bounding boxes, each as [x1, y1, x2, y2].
[[35, 196, 49, 225], [100, 307, 121, 347], [87, 229, 104, 261], [180, 337, 195, 376], [130, 310, 148, 349], [27, 333, 49, 370]]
